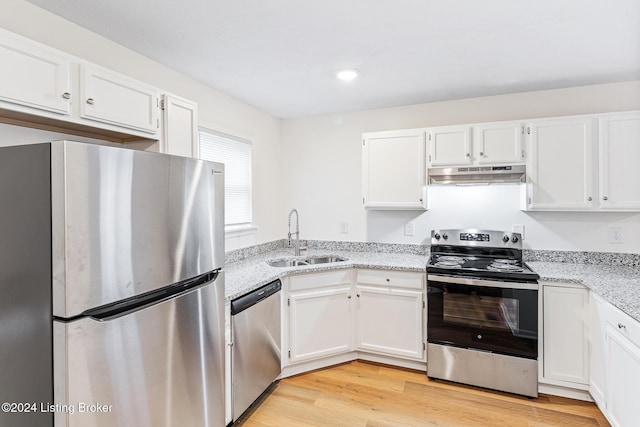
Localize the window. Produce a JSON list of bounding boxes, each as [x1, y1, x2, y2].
[[199, 129, 252, 226]]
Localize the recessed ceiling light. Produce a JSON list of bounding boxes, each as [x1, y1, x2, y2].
[[336, 69, 359, 81]]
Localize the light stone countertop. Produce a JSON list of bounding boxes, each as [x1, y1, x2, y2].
[[224, 249, 427, 300], [529, 261, 640, 323], [224, 249, 640, 323]]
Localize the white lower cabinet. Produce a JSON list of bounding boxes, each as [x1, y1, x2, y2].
[[287, 270, 354, 364], [605, 324, 640, 427], [541, 282, 589, 387], [284, 268, 425, 368], [356, 270, 425, 360], [590, 293, 640, 427]]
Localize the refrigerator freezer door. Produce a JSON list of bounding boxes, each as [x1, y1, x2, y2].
[[53, 273, 225, 427], [51, 141, 224, 317]]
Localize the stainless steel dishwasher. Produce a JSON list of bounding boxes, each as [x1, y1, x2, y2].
[[231, 279, 282, 422]]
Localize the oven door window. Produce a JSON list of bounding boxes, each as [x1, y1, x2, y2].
[[427, 280, 537, 359]]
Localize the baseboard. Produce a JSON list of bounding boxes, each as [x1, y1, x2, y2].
[[279, 351, 426, 378], [538, 383, 593, 401]]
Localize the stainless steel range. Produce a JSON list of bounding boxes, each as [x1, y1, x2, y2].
[[426, 229, 540, 398]]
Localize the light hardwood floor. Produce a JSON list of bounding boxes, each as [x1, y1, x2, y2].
[[235, 360, 610, 427]]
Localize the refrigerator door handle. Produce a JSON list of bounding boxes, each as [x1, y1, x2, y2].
[[80, 270, 220, 321]]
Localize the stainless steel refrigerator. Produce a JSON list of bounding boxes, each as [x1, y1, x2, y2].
[[0, 141, 225, 427]]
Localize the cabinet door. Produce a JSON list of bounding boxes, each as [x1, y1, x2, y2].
[[356, 285, 424, 360], [599, 112, 640, 210], [80, 64, 159, 134], [589, 294, 607, 409], [428, 125, 471, 166], [542, 285, 589, 385], [162, 94, 199, 158], [288, 286, 353, 364], [605, 325, 640, 427], [0, 29, 71, 115], [475, 122, 525, 164], [362, 129, 426, 209], [526, 118, 595, 210]]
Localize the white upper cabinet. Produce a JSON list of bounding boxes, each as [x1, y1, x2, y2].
[[525, 117, 596, 210], [0, 28, 71, 116], [0, 28, 164, 141], [161, 94, 199, 158], [598, 111, 640, 211], [427, 125, 471, 166], [362, 129, 426, 210], [80, 64, 159, 135], [475, 122, 525, 164]]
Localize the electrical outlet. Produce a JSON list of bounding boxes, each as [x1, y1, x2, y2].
[[404, 222, 415, 236], [340, 222, 349, 234], [512, 224, 525, 240], [608, 227, 623, 244]]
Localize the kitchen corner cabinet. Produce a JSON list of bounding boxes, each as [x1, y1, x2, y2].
[[427, 125, 471, 166], [362, 129, 426, 210], [590, 293, 640, 427], [355, 270, 425, 361], [160, 94, 199, 158], [474, 121, 525, 164], [80, 64, 159, 135], [598, 111, 640, 210], [540, 282, 589, 388], [0, 28, 72, 116], [524, 117, 595, 210], [286, 270, 354, 364]]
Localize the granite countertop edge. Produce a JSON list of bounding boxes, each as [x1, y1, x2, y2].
[[224, 250, 640, 323]]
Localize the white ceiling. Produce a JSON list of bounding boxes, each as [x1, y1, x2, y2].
[[25, 0, 640, 118]]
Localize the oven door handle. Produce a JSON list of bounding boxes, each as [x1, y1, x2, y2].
[[427, 274, 538, 290]]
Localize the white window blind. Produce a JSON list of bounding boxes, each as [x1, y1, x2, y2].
[[199, 129, 252, 226]]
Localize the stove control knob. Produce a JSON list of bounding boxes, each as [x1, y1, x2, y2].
[[442, 233, 448, 240], [502, 235, 510, 243], [434, 233, 441, 240], [511, 235, 519, 243]]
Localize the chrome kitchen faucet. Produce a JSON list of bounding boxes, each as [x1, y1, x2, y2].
[[287, 208, 302, 256]]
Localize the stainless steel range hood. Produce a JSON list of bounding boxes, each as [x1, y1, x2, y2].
[[428, 165, 526, 185]]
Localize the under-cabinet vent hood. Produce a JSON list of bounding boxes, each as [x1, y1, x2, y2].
[[428, 165, 526, 185]]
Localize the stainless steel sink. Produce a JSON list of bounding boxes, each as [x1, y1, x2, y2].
[[266, 259, 309, 267], [266, 255, 347, 268], [305, 256, 347, 265]]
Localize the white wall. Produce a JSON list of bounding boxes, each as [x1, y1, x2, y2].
[[282, 81, 640, 252], [0, 0, 286, 245]]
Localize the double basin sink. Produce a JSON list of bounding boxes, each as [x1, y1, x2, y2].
[[266, 255, 347, 268]]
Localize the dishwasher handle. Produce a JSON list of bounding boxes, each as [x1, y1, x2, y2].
[[231, 279, 281, 315]]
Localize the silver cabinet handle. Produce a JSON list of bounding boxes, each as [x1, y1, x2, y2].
[[466, 153, 470, 157], [618, 323, 626, 329], [587, 197, 592, 201], [86, 98, 95, 105], [479, 152, 484, 156], [603, 196, 609, 201], [62, 92, 71, 99]]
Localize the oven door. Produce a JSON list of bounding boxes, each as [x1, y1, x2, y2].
[[427, 274, 538, 359]]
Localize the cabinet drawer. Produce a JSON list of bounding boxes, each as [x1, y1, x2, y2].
[[357, 269, 423, 290], [289, 269, 352, 292], [603, 299, 640, 347]]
